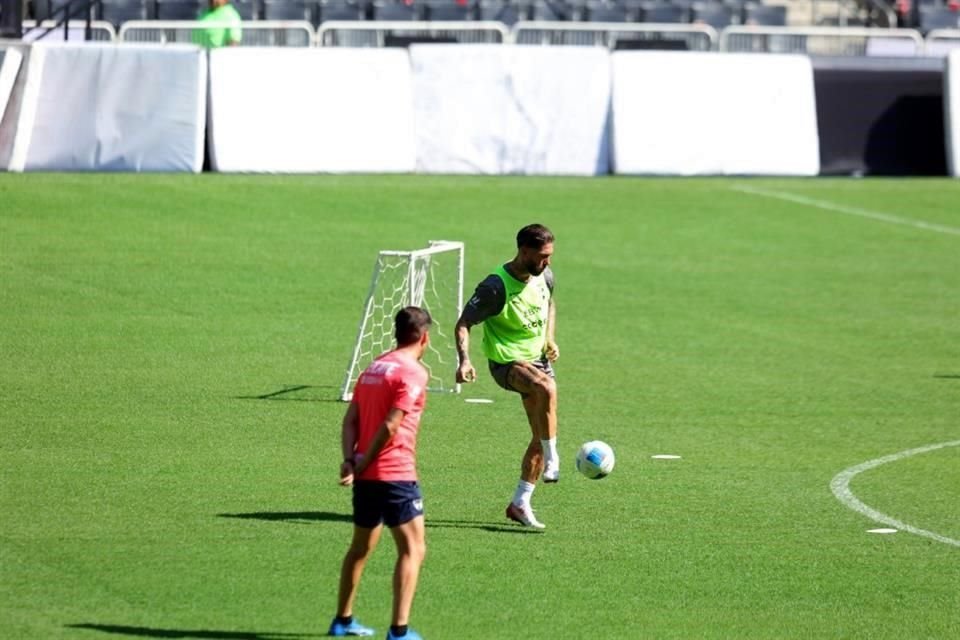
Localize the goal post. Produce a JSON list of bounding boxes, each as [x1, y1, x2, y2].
[[340, 240, 464, 402]]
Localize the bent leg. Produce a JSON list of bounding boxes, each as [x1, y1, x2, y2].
[[389, 516, 426, 627], [336, 524, 383, 618], [507, 361, 557, 442]]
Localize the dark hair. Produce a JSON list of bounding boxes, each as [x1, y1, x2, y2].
[[516, 224, 555, 250], [395, 306, 432, 346]]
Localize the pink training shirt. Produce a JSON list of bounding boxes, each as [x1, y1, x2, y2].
[[352, 350, 428, 482]]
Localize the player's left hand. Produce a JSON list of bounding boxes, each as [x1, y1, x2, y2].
[[544, 339, 560, 362]]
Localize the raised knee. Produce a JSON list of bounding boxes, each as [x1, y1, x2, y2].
[[534, 378, 557, 403]]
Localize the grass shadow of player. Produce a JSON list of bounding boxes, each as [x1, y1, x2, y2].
[[65, 623, 322, 638], [217, 511, 352, 525], [234, 385, 342, 403], [218, 512, 540, 534], [425, 518, 544, 535]]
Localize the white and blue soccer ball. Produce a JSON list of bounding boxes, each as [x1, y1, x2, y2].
[[575, 440, 615, 479]]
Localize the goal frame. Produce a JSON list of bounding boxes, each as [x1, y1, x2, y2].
[[340, 240, 464, 402]]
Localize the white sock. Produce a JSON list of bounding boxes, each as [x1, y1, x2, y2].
[[513, 480, 536, 507], [541, 438, 559, 465]]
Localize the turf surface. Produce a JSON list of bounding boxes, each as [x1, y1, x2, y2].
[[1, 174, 959, 639]]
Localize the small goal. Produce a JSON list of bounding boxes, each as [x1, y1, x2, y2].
[[340, 240, 464, 402]]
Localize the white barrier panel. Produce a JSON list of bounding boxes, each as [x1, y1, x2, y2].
[[410, 44, 611, 176], [611, 52, 820, 176], [8, 44, 205, 172], [0, 48, 23, 127], [946, 50, 960, 177], [208, 48, 415, 173]]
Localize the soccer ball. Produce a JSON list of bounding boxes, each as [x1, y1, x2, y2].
[[575, 440, 615, 479]]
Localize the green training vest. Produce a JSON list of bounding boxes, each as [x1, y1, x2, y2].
[[481, 265, 551, 364]]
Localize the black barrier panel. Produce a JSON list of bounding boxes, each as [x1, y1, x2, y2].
[[814, 56, 947, 176], [1, 0, 24, 38]]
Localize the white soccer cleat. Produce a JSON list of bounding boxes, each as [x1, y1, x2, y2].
[[542, 459, 560, 483], [506, 502, 546, 529]]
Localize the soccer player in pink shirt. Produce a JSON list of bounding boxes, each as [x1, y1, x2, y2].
[[329, 307, 431, 640]]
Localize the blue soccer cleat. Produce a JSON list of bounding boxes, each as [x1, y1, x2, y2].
[[328, 617, 375, 637], [385, 628, 423, 640]]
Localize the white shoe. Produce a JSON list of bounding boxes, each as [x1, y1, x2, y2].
[[506, 502, 546, 529], [543, 459, 560, 483]]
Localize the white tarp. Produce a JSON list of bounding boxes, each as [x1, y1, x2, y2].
[[0, 48, 23, 128], [945, 50, 960, 177], [611, 52, 820, 176], [8, 44, 205, 172], [410, 44, 611, 175], [208, 48, 415, 173]]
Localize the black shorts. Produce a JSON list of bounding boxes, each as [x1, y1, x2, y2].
[[352, 480, 423, 529], [488, 355, 555, 394]]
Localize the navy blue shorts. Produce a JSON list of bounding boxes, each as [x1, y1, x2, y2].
[[352, 481, 423, 529], [488, 356, 555, 394]]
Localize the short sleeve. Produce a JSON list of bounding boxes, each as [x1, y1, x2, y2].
[[460, 274, 506, 326]]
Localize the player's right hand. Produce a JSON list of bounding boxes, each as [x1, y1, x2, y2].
[[456, 361, 477, 384], [339, 460, 355, 486]]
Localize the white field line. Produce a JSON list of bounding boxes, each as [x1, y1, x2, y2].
[[731, 184, 960, 237], [830, 440, 960, 548]]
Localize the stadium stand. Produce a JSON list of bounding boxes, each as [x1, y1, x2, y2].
[[262, 0, 314, 20], [639, 2, 687, 22], [155, 0, 202, 19], [476, 0, 522, 23], [317, 0, 366, 23], [99, 0, 149, 26], [585, 1, 632, 22], [919, 5, 960, 31], [372, 0, 418, 19], [691, 3, 735, 28], [743, 2, 787, 25], [423, 0, 472, 20]]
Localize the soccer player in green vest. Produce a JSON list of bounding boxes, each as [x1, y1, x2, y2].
[[454, 224, 559, 529]]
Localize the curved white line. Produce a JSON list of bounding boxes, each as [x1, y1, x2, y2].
[[830, 440, 960, 548]]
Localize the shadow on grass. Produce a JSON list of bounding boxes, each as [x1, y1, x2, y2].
[[217, 512, 541, 534], [65, 623, 322, 638], [217, 511, 351, 524], [234, 385, 341, 403], [425, 518, 545, 535], [933, 374, 960, 379]]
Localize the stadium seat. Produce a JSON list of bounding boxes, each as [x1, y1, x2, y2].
[[586, 1, 630, 21], [233, 0, 258, 19], [691, 3, 733, 28], [317, 0, 366, 22], [372, 1, 418, 19], [156, 0, 203, 19], [98, 0, 149, 26], [920, 5, 960, 30], [528, 0, 572, 19], [476, 0, 521, 23], [742, 3, 786, 25], [640, 2, 686, 22], [424, 0, 471, 20], [262, 0, 314, 19]]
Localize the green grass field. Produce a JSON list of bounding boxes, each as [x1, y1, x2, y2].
[[2, 174, 959, 639]]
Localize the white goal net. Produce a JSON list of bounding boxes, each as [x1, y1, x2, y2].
[[340, 241, 464, 402]]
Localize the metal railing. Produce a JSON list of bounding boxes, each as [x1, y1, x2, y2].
[[22, 19, 116, 41], [512, 20, 717, 51], [925, 29, 960, 57], [118, 19, 315, 46], [317, 20, 509, 47], [720, 26, 924, 56]]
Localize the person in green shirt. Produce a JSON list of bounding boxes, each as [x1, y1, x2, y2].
[[196, 0, 242, 48], [454, 224, 560, 529]]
